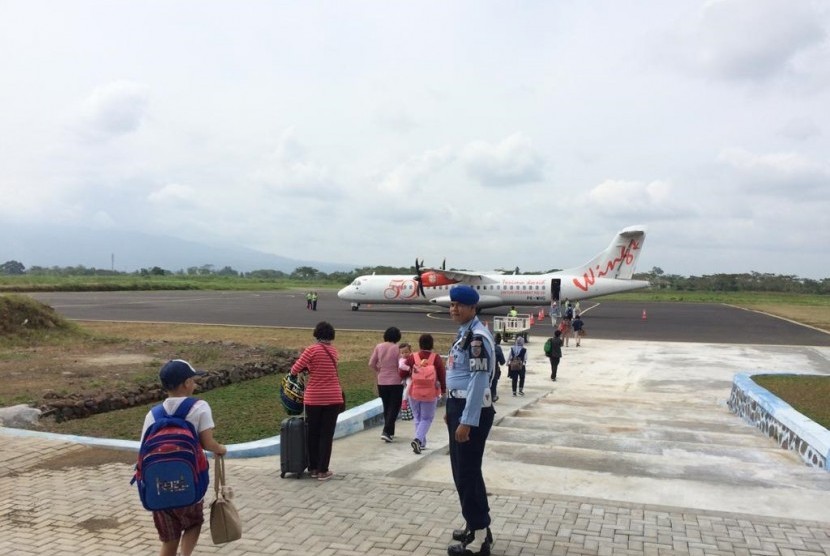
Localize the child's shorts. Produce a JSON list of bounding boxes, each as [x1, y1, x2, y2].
[[152, 501, 205, 542]]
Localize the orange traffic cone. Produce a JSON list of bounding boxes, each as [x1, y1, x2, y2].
[[538, 309, 545, 320], [642, 309, 647, 320]]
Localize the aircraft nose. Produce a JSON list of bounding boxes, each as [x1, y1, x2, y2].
[[337, 286, 349, 300]]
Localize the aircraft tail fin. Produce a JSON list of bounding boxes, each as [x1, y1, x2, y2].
[[568, 226, 647, 280]]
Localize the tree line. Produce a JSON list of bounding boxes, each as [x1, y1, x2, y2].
[[1, 260, 828, 294]]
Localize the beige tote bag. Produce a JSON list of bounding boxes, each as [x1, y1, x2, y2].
[[209, 455, 242, 544]]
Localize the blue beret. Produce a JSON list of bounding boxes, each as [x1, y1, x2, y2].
[[450, 285, 479, 305]]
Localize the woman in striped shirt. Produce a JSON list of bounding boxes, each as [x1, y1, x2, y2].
[[291, 321, 344, 481]]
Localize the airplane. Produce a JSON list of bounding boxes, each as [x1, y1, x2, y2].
[[337, 225, 649, 311]]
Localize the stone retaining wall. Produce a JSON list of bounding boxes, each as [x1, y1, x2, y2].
[[39, 351, 297, 422], [728, 372, 829, 470]]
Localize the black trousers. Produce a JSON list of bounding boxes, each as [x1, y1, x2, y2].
[[549, 357, 561, 379], [377, 383, 404, 437], [305, 404, 340, 473], [446, 398, 495, 531], [490, 367, 501, 399], [510, 367, 526, 392]]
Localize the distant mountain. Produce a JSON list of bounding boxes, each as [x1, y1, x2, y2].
[[0, 224, 356, 274]]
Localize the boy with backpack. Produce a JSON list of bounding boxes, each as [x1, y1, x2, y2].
[[136, 359, 227, 556], [400, 333, 447, 454]]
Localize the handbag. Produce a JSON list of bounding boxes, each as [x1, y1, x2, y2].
[[399, 398, 413, 421], [209, 455, 242, 544]]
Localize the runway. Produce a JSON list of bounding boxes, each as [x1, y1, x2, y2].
[[27, 289, 830, 346]]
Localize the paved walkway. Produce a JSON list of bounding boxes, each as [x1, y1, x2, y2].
[[2, 339, 830, 555]]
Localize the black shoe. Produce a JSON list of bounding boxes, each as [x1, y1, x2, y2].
[[447, 528, 493, 556], [411, 439, 422, 454], [450, 527, 492, 544], [451, 527, 472, 543]]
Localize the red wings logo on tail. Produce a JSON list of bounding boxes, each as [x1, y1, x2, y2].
[[572, 239, 641, 292]]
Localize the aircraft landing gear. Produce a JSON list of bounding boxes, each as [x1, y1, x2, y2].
[[351, 302, 360, 311]]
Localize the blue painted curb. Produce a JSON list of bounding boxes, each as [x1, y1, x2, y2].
[[0, 398, 385, 459], [731, 372, 829, 470]]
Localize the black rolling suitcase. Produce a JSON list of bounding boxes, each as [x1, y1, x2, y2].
[[279, 415, 308, 478]]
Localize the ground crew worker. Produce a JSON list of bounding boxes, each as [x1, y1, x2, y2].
[[445, 285, 495, 556]]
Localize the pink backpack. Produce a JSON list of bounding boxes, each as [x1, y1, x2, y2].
[[409, 353, 439, 402]]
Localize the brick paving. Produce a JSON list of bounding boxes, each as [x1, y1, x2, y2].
[[2, 435, 829, 555]]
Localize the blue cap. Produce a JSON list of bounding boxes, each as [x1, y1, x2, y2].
[[160, 359, 207, 390], [449, 285, 479, 306]]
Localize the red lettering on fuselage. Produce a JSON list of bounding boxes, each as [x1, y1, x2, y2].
[[572, 239, 640, 292], [383, 278, 419, 300]]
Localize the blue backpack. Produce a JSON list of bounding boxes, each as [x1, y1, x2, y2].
[[131, 397, 209, 511]]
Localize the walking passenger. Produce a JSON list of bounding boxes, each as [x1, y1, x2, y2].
[[369, 326, 404, 442], [507, 336, 527, 396], [547, 330, 563, 381], [400, 334, 446, 454], [572, 314, 584, 347], [140, 360, 227, 556], [490, 333, 505, 402]]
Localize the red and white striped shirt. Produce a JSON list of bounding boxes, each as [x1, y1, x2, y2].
[[291, 342, 344, 406]]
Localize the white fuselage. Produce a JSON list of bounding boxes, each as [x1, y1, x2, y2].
[[337, 225, 650, 310], [337, 273, 649, 309]]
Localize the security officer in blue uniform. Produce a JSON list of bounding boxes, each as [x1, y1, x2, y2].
[[444, 285, 495, 556]]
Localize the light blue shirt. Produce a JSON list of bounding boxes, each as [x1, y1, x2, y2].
[[445, 316, 495, 426]]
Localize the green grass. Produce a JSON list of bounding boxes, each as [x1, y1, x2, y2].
[[752, 375, 830, 430], [37, 356, 384, 443], [608, 290, 830, 306], [0, 275, 345, 292]]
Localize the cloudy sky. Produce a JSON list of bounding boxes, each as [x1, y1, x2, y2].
[[1, 0, 829, 278]]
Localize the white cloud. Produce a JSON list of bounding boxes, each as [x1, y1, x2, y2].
[[252, 129, 339, 198], [583, 179, 690, 220], [377, 147, 454, 194], [672, 0, 827, 83], [1, 2, 829, 278], [76, 80, 150, 140], [148, 183, 198, 205], [777, 117, 822, 141], [461, 133, 545, 188], [718, 147, 829, 196], [90, 211, 116, 229]]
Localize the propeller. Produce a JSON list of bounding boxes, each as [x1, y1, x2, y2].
[[414, 258, 426, 297]]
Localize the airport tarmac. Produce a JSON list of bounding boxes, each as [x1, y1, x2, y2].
[[2, 291, 829, 555], [26, 289, 830, 346]]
